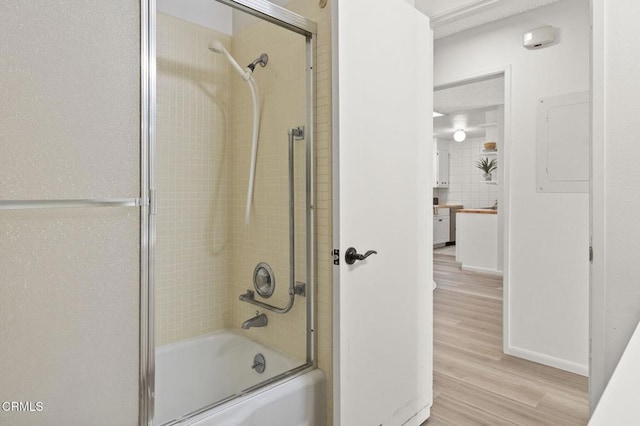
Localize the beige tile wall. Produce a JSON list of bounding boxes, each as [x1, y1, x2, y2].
[[286, 2, 334, 423], [229, 1, 334, 422], [155, 2, 334, 422], [155, 13, 233, 346], [307, 3, 333, 422], [229, 13, 308, 360]]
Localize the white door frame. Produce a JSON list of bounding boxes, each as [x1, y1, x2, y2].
[[588, 0, 605, 411], [434, 65, 513, 353]]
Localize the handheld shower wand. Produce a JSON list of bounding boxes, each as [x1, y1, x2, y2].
[[208, 41, 269, 79], [208, 40, 269, 226]]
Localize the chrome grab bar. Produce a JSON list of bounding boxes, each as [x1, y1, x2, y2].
[[0, 198, 144, 210], [239, 126, 305, 314]]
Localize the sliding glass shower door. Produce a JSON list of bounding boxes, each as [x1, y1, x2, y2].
[[147, 0, 316, 424]]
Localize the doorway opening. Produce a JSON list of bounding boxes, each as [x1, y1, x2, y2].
[[429, 59, 589, 426], [432, 72, 506, 280]]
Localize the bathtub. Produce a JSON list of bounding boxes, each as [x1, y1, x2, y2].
[[154, 330, 325, 426]]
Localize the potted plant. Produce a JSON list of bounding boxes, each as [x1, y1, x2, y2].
[[475, 156, 497, 181]]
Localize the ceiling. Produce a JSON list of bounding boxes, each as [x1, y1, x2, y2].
[[267, 0, 561, 39], [415, 0, 562, 39], [435, 75, 504, 114], [433, 74, 504, 140]]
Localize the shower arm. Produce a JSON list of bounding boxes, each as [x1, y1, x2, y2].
[[239, 127, 306, 314]]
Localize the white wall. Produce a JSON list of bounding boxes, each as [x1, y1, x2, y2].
[[157, 0, 232, 34], [496, 106, 505, 272], [590, 0, 640, 409], [434, 0, 589, 375]]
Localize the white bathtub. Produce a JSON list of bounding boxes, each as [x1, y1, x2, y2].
[[154, 330, 325, 426]]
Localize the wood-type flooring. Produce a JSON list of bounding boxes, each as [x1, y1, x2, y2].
[[424, 253, 589, 426]]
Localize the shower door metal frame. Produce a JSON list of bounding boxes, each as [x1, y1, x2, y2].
[[140, 1, 317, 425], [140, 0, 153, 424]]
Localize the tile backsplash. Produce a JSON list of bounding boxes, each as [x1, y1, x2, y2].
[[436, 137, 498, 208]]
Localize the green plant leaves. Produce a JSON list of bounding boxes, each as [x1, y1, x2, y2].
[[475, 156, 497, 174]]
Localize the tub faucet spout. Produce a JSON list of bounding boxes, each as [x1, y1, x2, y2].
[[242, 311, 268, 329]]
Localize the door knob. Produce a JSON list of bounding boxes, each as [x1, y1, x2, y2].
[[345, 247, 378, 265]]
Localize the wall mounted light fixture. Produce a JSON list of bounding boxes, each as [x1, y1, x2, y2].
[[453, 129, 466, 142]]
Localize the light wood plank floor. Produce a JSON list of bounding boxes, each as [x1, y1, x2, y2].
[[424, 253, 589, 426]]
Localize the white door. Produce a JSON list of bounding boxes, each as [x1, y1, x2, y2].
[[333, 1, 433, 425]]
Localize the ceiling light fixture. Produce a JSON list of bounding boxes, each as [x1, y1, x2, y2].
[[433, 111, 444, 118], [453, 129, 466, 142]]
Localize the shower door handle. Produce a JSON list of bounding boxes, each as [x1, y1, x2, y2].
[[344, 247, 378, 265]]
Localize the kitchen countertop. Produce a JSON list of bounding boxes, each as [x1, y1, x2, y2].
[[436, 204, 464, 209], [457, 209, 497, 215]]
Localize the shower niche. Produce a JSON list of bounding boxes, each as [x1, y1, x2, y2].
[[146, 0, 316, 424]]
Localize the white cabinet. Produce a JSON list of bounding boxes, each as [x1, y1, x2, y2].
[[433, 139, 449, 188], [434, 216, 450, 244], [433, 207, 450, 245], [536, 91, 589, 193]]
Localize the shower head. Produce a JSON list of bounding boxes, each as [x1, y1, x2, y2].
[[208, 40, 251, 81], [208, 40, 225, 54], [247, 54, 269, 72], [208, 40, 268, 76]]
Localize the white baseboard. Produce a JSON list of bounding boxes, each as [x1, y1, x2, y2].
[[401, 404, 431, 426], [460, 264, 503, 276], [506, 345, 589, 377]]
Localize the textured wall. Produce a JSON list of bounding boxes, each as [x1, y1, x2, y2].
[[590, 0, 640, 408], [0, 2, 140, 200], [155, 13, 232, 346], [0, 1, 140, 425], [0, 209, 140, 425]]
